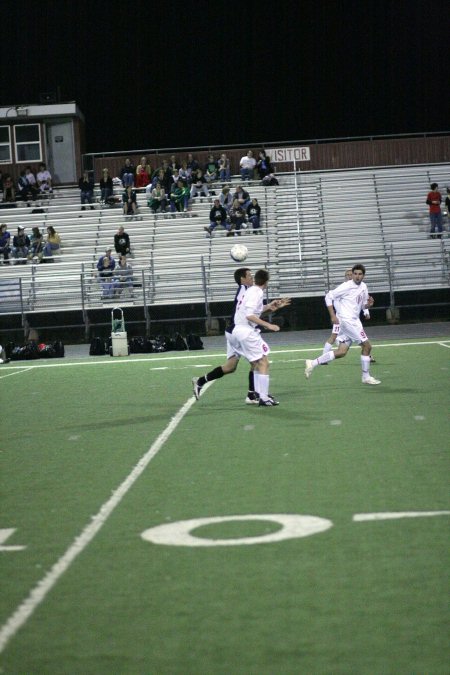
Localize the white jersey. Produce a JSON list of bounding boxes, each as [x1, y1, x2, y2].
[[325, 280, 369, 320], [233, 284, 264, 329]]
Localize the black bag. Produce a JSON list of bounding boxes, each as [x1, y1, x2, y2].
[[89, 337, 106, 356], [31, 208, 45, 214], [23, 342, 40, 359], [174, 333, 188, 351], [53, 340, 65, 358], [150, 337, 167, 353], [187, 334, 204, 350], [129, 336, 145, 353]]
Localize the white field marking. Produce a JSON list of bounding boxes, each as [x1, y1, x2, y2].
[[0, 529, 26, 552], [0, 383, 212, 655], [0, 367, 33, 380], [149, 367, 168, 370], [329, 420, 342, 426], [438, 342, 450, 349], [353, 511, 450, 522], [1, 339, 448, 373], [413, 415, 425, 421]]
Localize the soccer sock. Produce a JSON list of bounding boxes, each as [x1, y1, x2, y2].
[[322, 342, 333, 354], [313, 352, 335, 367], [248, 370, 255, 394], [361, 355, 371, 377], [198, 366, 225, 387], [254, 373, 270, 401]]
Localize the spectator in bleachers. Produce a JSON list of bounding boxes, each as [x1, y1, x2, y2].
[[446, 188, 450, 224], [25, 166, 38, 190], [37, 163, 53, 194], [218, 153, 231, 183], [228, 199, 247, 236], [426, 183, 443, 239], [2, 175, 16, 203], [147, 181, 168, 213], [256, 150, 274, 180], [135, 156, 151, 188], [43, 226, 61, 259], [152, 161, 172, 194], [100, 168, 113, 205], [97, 248, 116, 272], [98, 252, 119, 299], [239, 150, 256, 182], [17, 170, 38, 205], [190, 169, 209, 200], [170, 179, 190, 213], [261, 172, 279, 186], [247, 198, 262, 233], [114, 226, 131, 257], [28, 226, 44, 261], [115, 254, 134, 296], [12, 227, 30, 263], [0, 223, 11, 263], [186, 153, 199, 173], [178, 161, 191, 185], [233, 184, 251, 210], [219, 186, 233, 213], [168, 155, 180, 172], [78, 171, 95, 210], [204, 199, 229, 236], [122, 185, 138, 217], [120, 158, 135, 187], [204, 154, 218, 184]]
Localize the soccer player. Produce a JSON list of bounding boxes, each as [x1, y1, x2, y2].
[[322, 268, 376, 363], [305, 263, 380, 385]]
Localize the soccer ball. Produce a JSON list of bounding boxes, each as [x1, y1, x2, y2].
[[230, 244, 248, 262]]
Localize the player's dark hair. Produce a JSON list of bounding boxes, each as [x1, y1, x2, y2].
[[254, 269, 269, 285], [430, 183, 438, 190], [352, 263, 366, 275], [234, 268, 250, 284]]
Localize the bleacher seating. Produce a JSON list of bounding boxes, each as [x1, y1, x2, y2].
[[0, 163, 448, 315]]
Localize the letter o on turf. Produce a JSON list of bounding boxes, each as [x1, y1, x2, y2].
[[141, 514, 332, 547]]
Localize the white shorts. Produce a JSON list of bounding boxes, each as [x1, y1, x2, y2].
[[336, 317, 368, 345], [227, 325, 270, 362]]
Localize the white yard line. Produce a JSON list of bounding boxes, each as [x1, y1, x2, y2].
[[0, 367, 33, 380], [0, 382, 212, 654], [353, 511, 450, 521], [1, 339, 449, 371]]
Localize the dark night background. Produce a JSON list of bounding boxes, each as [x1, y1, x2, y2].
[[2, 0, 449, 153]]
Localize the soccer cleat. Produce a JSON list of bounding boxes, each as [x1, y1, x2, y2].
[[370, 356, 376, 363], [304, 359, 313, 379], [245, 393, 260, 404], [192, 377, 203, 400], [258, 397, 279, 406], [267, 395, 280, 405], [362, 376, 381, 385]]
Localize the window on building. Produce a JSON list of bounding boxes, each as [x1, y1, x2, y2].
[[0, 126, 12, 163], [14, 124, 42, 162]]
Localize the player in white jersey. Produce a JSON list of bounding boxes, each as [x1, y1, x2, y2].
[[305, 263, 380, 385], [228, 269, 291, 406]]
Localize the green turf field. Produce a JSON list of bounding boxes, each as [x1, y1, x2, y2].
[[1, 337, 449, 674]]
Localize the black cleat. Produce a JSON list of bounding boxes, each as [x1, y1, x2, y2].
[[258, 397, 279, 407]]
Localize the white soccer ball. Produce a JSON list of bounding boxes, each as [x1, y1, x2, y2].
[[230, 244, 248, 262]]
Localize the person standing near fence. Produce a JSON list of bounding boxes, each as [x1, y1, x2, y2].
[[426, 183, 443, 239]]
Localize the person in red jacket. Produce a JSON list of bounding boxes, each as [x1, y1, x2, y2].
[[426, 183, 443, 239]]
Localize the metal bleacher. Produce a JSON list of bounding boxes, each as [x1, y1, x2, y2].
[[0, 163, 449, 319]]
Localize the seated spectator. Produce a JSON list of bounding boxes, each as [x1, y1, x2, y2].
[[247, 198, 262, 233], [43, 226, 61, 259], [120, 158, 135, 187], [17, 170, 38, 205], [12, 227, 30, 263], [100, 168, 113, 205], [115, 254, 134, 296], [168, 155, 180, 172], [186, 153, 199, 175], [233, 184, 251, 209], [147, 181, 168, 213], [28, 226, 44, 261], [228, 199, 247, 236], [218, 153, 231, 183], [79, 171, 95, 210], [219, 186, 233, 213], [37, 163, 53, 193], [135, 156, 151, 188], [262, 173, 279, 186], [97, 251, 119, 300], [239, 150, 256, 182], [152, 161, 172, 194], [190, 169, 209, 200], [170, 179, 190, 213], [178, 161, 191, 185], [0, 223, 11, 263], [204, 199, 229, 236], [122, 185, 138, 217], [114, 226, 131, 256], [169, 168, 179, 193], [2, 175, 16, 203], [25, 166, 38, 190], [204, 154, 218, 184], [256, 150, 274, 180]]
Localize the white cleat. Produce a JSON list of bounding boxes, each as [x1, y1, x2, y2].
[[362, 376, 381, 385], [304, 359, 313, 379]]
